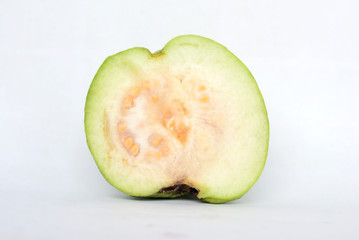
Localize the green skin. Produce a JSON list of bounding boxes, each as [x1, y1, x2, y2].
[[85, 35, 269, 203]]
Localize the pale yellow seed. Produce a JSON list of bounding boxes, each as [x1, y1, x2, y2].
[[198, 85, 207, 91], [132, 87, 141, 97], [152, 95, 159, 103], [118, 122, 126, 132], [123, 97, 133, 108], [199, 95, 210, 103], [169, 120, 176, 131], [124, 138, 134, 148], [155, 151, 161, 159], [151, 136, 162, 146], [131, 144, 139, 154]]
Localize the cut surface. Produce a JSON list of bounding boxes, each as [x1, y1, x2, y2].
[[85, 35, 269, 203]]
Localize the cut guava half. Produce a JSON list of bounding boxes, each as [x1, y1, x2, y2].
[[85, 35, 269, 203]]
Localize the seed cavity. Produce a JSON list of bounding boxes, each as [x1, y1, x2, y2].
[[117, 85, 195, 159]]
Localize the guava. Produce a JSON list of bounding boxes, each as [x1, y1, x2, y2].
[[85, 35, 269, 203]]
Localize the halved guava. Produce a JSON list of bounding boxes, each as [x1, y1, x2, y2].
[[85, 35, 269, 203]]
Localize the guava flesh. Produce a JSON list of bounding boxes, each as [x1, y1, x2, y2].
[[85, 35, 269, 203]]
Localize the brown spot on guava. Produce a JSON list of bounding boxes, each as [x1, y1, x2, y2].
[[158, 184, 199, 196]]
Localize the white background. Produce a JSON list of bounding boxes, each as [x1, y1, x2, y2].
[[1, 0, 358, 239]]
